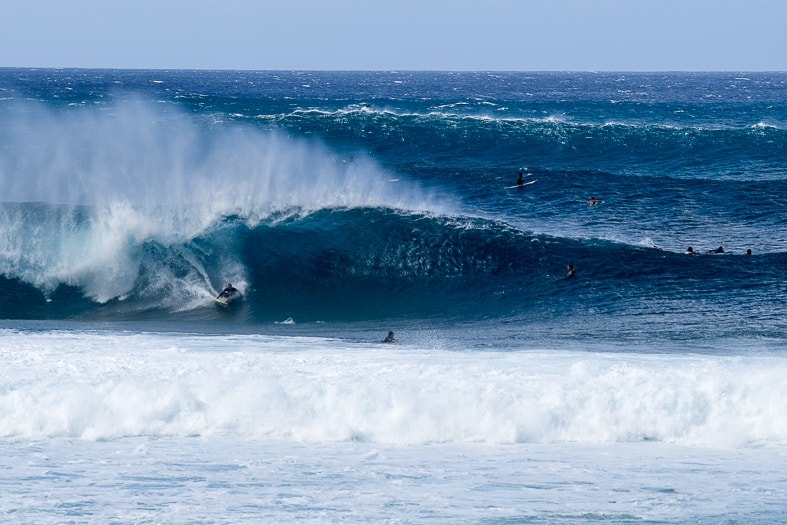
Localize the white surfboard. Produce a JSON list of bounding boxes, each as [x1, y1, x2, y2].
[[215, 289, 241, 307], [506, 179, 537, 189]]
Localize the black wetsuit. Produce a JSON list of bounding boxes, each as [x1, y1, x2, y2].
[[219, 286, 237, 298]]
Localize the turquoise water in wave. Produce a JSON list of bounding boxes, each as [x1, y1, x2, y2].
[[1, 70, 786, 523]]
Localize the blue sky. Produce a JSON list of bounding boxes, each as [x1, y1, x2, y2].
[[2, 0, 785, 71]]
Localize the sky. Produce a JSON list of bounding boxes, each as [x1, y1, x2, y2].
[[2, 0, 786, 71]]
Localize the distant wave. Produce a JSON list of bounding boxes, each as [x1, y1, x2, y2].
[[263, 104, 787, 181]]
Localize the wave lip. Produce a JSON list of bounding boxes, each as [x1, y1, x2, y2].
[[2, 201, 785, 334]]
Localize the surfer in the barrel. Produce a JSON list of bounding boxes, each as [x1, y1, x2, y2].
[[217, 282, 238, 298]]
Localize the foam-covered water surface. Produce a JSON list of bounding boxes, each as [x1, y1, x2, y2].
[[2, 328, 785, 446], [4, 438, 786, 524]]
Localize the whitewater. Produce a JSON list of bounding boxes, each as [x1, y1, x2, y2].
[[1, 69, 786, 523]]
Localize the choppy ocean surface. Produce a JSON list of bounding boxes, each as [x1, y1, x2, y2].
[[1, 69, 786, 523]]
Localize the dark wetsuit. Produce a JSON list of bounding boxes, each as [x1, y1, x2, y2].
[[218, 285, 237, 298]]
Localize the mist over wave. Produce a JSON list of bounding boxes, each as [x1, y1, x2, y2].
[[0, 99, 448, 306], [0, 98, 445, 213]]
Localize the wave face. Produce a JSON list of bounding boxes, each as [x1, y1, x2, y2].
[[1, 70, 785, 341]]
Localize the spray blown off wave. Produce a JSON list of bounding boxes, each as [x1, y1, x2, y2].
[[0, 99, 442, 214], [0, 100, 447, 307]]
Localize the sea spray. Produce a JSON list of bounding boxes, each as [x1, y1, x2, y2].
[[0, 98, 448, 303]]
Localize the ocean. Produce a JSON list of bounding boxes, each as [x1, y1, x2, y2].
[[1, 69, 786, 523]]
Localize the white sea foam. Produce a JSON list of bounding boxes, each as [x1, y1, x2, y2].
[[2, 327, 786, 523], [1, 329, 785, 447]]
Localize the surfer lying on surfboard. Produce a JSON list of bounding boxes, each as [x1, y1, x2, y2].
[[588, 196, 604, 206]]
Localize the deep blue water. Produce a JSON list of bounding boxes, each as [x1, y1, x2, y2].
[[0, 69, 785, 346], [2, 70, 787, 524]]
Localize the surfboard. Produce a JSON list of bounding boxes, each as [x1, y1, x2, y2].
[[215, 289, 241, 307], [506, 180, 537, 189]]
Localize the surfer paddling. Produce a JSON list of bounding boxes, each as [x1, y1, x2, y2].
[[686, 246, 724, 255]]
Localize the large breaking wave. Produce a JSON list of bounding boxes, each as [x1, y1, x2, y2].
[[1, 88, 785, 338]]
